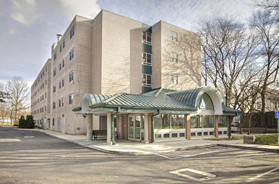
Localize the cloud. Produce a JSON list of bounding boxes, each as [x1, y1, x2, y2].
[[9, 28, 16, 35], [59, 0, 101, 19], [11, 13, 32, 26], [9, 0, 40, 26]]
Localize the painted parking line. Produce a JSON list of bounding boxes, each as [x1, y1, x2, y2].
[[155, 149, 221, 160], [249, 166, 279, 181], [170, 168, 216, 181], [0, 139, 21, 142]]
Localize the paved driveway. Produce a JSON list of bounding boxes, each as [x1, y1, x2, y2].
[[0, 127, 278, 184]]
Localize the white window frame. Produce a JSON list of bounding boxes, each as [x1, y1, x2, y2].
[[142, 52, 152, 65], [69, 94, 74, 105], [70, 26, 75, 39], [171, 74, 178, 84], [69, 48, 74, 61], [142, 74, 152, 87], [170, 31, 178, 42], [69, 71, 74, 83], [142, 32, 151, 44], [170, 52, 178, 62]]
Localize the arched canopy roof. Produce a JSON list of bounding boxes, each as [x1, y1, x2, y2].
[[74, 87, 240, 116], [167, 86, 224, 115]]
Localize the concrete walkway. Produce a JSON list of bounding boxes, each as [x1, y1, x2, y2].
[[34, 129, 279, 155]]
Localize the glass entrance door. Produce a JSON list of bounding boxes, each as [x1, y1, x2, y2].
[[128, 115, 144, 141]]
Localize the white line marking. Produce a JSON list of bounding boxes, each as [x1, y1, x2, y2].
[[170, 168, 216, 181], [0, 139, 21, 142], [155, 150, 220, 160], [249, 166, 279, 180]]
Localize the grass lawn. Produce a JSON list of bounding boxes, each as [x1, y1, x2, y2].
[[254, 134, 279, 146]]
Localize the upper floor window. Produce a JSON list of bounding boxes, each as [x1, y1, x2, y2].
[[53, 68, 56, 77], [69, 94, 74, 104], [62, 79, 64, 87], [69, 71, 74, 82], [171, 74, 178, 84], [69, 48, 74, 61], [53, 85, 56, 93], [59, 80, 61, 89], [70, 26, 75, 39], [53, 102, 56, 109], [170, 31, 178, 42], [142, 74, 151, 86], [60, 45, 62, 52], [59, 99, 61, 107], [61, 97, 64, 107], [170, 52, 178, 62], [63, 39, 65, 48], [142, 52, 151, 65], [59, 63, 62, 71], [142, 32, 151, 44], [54, 52, 57, 61], [62, 59, 65, 68]]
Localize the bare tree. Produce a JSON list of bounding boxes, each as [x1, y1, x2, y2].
[[199, 18, 258, 107], [6, 77, 30, 121], [250, 10, 279, 126], [255, 0, 279, 11]]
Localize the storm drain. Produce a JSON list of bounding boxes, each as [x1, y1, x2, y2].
[[170, 168, 216, 181]]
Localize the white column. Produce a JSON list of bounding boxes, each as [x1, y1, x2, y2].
[[144, 114, 149, 143], [107, 112, 112, 145], [119, 115, 122, 139], [87, 114, 92, 141]]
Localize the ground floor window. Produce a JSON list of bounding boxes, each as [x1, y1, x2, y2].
[[218, 115, 227, 127], [154, 114, 185, 129], [190, 115, 214, 128]]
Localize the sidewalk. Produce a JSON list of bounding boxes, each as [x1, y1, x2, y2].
[[34, 129, 279, 155]]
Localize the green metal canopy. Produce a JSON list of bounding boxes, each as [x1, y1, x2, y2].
[[73, 87, 241, 116]]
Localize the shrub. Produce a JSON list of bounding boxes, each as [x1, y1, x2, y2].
[[18, 115, 35, 129], [18, 116, 26, 128]]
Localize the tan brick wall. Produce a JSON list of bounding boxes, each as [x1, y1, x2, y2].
[[151, 22, 162, 89], [160, 21, 201, 90], [101, 10, 142, 95], [31, 59, 51, 127]]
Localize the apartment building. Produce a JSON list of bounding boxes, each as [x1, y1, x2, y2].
[[31, 10, 204, 135], [31, 59, 51, 128]]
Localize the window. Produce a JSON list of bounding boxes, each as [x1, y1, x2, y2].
[[60, 45, 62, 52], [53, 102, 56, 109], [59, 63, 62, 70], [142, 74, 151, 86], [69, 48, 74, 61], [142, 32, 151, 44], [59, 80, 61, 89], [69, 94, 73, 104], [142, 53, 151, 65], [69, 71, 74, 82], [171, 74, 178, 84], [61, 97, 64, 107], [62, 59, 65, 68], [70, 26, 75, 39], [63, 39, 65, 48], [59, 99, 61, 107], [53, 85, 56, 93], [62, 79, 64, 87], [170, 31, 178, 42], [53, 68, 56, 77], [54, 52, 57, 61], [170, 52, 178, 62]]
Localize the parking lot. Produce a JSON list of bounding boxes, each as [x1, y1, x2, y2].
[[0, 127, 278, 183]]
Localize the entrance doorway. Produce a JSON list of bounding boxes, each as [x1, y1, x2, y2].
[[128, 115, 144, 141]]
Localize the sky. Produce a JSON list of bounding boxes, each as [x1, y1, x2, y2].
[[0, 0, 258, 87]]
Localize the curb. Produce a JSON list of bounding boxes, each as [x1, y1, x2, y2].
[[217, 144, 279, 153]]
